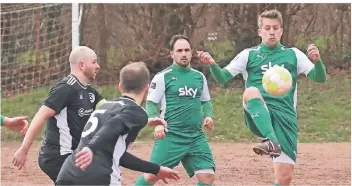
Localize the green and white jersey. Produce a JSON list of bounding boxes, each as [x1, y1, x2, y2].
[[147, 64, 210, 136], [225, 43, 314, 118]]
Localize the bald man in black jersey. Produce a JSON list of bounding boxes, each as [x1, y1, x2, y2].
[[56, 62, 179, 185]]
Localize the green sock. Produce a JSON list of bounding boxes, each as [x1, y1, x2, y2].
[[196, 182, 212, 186], [246, 98, 278, 143], [273, 182, 280, 186], [135, 175, 153, 186]]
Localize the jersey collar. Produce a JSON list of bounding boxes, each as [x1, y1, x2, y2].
[[69, 74, 88, 89], [120, 95, 136, 102], [260, 42, 283, 53], [172, 63, 191, 72]]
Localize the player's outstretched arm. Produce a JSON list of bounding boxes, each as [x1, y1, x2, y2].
[[120, 152, 180, 184], [0, 115, 29, 136], [209, 64, 233, 84], [120, 151, 160, 174], [13, 106, 56, 170], [197, 51, 233, 84]]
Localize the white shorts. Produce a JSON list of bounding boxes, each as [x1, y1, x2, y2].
[[194, 169, 215, 175], [273, 151, 296, 165]]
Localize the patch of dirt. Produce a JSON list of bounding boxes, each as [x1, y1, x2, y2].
[[1, 142, 350, 185]]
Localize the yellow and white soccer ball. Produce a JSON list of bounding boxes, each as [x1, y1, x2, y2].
[[262, 65, 292, 96]]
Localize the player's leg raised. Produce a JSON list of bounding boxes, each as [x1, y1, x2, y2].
[[242, 86, 280, 157]]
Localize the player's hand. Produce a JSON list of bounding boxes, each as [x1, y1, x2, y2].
[[12, 147, 28, 170], [154, 125, 166, 140], [75, 147, 93, 171], [197, 51, 215, 65], [147, 118, 167, 128], [157, 166, 180, 184], [203, 117, 214, 130], [307, 44, 321, 62], [4, 116, 29, 136]]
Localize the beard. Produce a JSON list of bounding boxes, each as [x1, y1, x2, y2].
[[83, 70, 96, 83], [175, 58, 190, 67]]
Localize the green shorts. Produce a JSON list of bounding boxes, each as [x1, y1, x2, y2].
[[244, 106, 298, 163], [149, 133, 215, 177]]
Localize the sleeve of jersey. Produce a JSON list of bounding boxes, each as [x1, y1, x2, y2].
[[120, 151, 160, 175], [147, 73, 165, 104], [224, 49, 249, 77], [146, 101, 159, 118], [293, 48, 326, 83], [306, 60, 327, 83], [200, 74, 211, 101], [201, 101, 214, 118], [209, 63, 233, 84], [43, 84, 74, 114]]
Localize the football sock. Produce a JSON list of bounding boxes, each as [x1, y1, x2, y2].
[[246, 98, 278, 143], [196, 182, 212, 186], [134, 175, 153, 186]]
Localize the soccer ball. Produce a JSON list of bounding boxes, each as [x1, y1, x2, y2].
[[262, 65, 292, 96]]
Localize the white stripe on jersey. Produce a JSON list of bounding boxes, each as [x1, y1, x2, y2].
[[55, 107, 73, 155], [225, 48, 259, 82], [159, 95, 166, 119], [67, 75, 88, 89], [190, 68, 211, 101], [66, 77, 76, 85], [109, 133, 128, 186], [147, 69, 172, 104]]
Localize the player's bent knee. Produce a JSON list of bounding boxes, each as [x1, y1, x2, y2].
[[274, 163, 294, 185], [243, 86, 263, 103], [195, 169, 215, 185], [144, 173, 159, 184]]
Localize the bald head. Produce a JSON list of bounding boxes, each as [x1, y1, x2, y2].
[[69, 46, 97, 66], [119, 62, 150, 94]]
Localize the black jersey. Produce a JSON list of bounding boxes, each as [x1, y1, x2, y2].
[[39, 74, 103, 158], [56, 96, 160, 185]]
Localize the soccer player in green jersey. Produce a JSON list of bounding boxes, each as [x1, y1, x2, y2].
[[134, 35, 216, 186], [198, 9, 326, 186]]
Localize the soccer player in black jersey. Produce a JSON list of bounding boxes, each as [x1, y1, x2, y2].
[[13, 46, 106, 183], [56, 62, 179, 185]]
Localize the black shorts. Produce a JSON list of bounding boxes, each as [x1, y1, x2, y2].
[[38, 153, 71, 183], [56, 154, 120, 185]]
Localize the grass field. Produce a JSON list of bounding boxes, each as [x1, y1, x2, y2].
[[1, 73, 350, 143]]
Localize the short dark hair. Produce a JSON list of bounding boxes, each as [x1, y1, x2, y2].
[[119, 62, 150, 94], [258, 9, 283, 28], [169, 34, 192, 50]]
